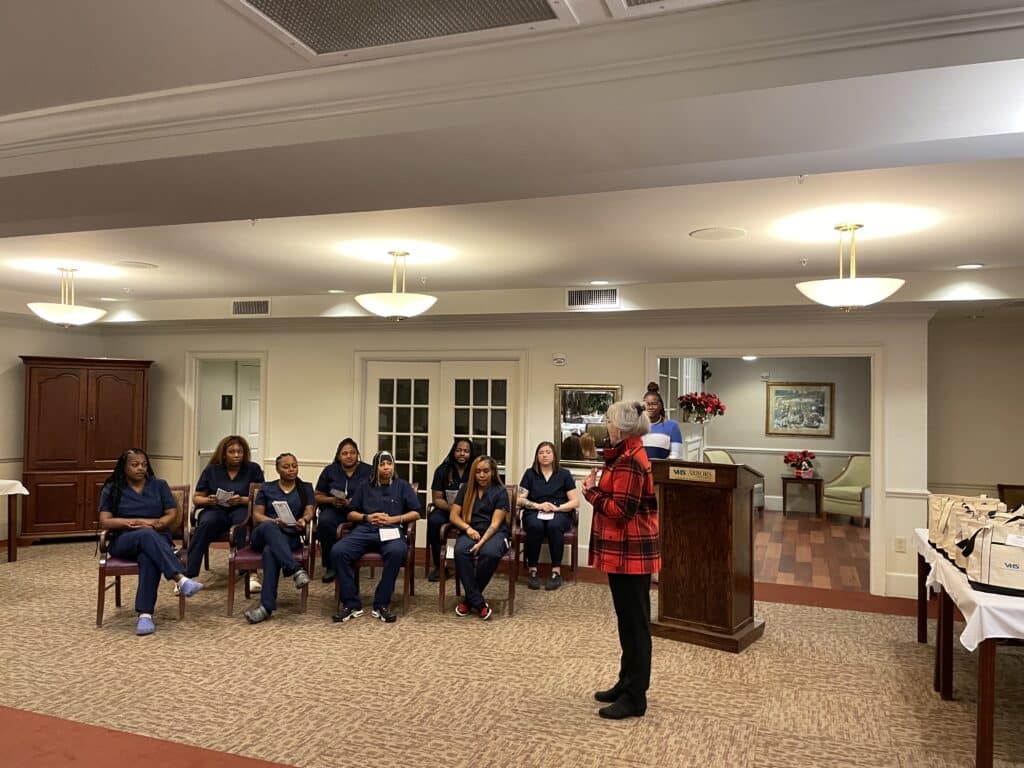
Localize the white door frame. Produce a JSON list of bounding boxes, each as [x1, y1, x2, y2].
[[645, 345, 885, 596], [183, 350, 268, 491]]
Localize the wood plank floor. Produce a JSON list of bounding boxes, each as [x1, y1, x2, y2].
[[754, 509, 870, 592]]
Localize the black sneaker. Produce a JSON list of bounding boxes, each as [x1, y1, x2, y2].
[[527, 570, 540, 590], [372, 606, 397, 623], [321, 569, 336, 584], [427, 567, 440, 582], [332, 605, 364, 623], [545, 573, 563, 591]]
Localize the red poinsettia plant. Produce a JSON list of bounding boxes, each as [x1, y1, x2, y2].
[[677, 392, 726, 424], [783, 450, 816, 470]]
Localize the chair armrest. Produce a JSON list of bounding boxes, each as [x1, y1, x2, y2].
[[97, 529, 111, 557], [228, 522, 249, 551], [337, 520, 356, 538]]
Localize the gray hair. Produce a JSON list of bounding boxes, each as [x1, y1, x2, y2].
[[606, 400, 651, 438]]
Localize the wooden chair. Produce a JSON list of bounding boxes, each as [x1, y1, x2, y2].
[[514, 498, 580, 583], [226, 482, 313, 616], [998, 484, 1024, 510], [185, 497, 229, 573], [329, 482, 419, 613], [96, 483, 189, 627], [438, 484, 520, 616]]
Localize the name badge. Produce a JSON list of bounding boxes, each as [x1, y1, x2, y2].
[[380, 527, 401, 542]]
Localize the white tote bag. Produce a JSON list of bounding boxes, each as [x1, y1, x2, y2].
[[957, 516, 1024, 595]]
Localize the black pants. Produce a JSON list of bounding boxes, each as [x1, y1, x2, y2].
[[426, 507, 450, 568], [607, 573, 652, 709]]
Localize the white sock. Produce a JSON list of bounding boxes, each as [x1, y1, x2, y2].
[[139, 613, 153, 619]]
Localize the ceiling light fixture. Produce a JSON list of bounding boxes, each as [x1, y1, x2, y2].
[[327, 289, 346, 294], [27, 267, 107, 326], [742, 356, 758, 361], [795, 224, 905, 309], [355, 251, 437, 320], [589, 280, 610, 286], [955, 263, 984, 270]]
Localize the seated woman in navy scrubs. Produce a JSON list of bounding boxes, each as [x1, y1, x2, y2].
[[314, 438, 373, 584], [330, 451, 420, 624], [185, 434, 264, 582], [519, 441, 580, 591], [450, 455, 510, 621], [243, 453, 314, 624], [98, 449, 204, 635], [426, 437, 476, 581]]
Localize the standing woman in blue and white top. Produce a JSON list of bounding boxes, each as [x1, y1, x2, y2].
[[450, 455, 510, 621], [519, 441, 579, 591], [641, 382, 682, 460], [314, 438, 373, 584], [244, 453, 314, 624], [185, 435, 264, 580], [98, 449, 204, 636]]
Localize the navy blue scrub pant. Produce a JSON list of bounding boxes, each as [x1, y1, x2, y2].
[[331, 527, 408, 611], [108, 528, 184, 614], [315, 506, 345, 573], [426, 507, 450, 568], [184, 505, 246, 577], [607, 573, 652, 711], [522, 511, 573, 568], [250, 521, 302, 614], [454, 526, 509, 610]]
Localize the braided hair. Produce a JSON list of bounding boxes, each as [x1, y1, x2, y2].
[[102, 448, 154, 516], [442, 437, 476, 487], [274, 452, 309, 508]]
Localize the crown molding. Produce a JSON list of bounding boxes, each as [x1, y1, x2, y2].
[[2, 1, 1024, 174]]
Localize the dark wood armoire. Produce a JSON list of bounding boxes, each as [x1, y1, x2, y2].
[[651, 459, 766, 653], [20, 356, 152, 538]]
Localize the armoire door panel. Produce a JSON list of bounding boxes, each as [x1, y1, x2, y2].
[[85, 474, 109, 531], [86, 369, 146, 468], [22, 474, 84, 534], [25, 367, 87, 470]]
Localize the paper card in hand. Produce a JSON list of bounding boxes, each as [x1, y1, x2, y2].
[[330, 489, 347, 499], [272, 500, 297, 526], [215, 488, 233, 504]]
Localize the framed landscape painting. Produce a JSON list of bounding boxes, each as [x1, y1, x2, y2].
[[765, 382, 834, 438]]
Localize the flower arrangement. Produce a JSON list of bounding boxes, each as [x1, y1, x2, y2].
[[783, 450, 816, 478], [677, 392, 726, 424]]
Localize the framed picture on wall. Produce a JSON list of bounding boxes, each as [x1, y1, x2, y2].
[[765, 382, 834, 438], [554, 384, 622, 466]]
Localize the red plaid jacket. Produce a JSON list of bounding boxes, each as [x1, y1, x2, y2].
[[584, 436, 660, 575]]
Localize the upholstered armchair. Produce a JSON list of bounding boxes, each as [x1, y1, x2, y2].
[[703, 450, 764, 516], [823, 455, 871, 527]]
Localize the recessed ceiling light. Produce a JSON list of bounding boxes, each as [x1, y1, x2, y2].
[[589, 280, 610, 286], [955, 263, 984, 270], [742, 355, 758, 361], [117, 260, 159, 270], [689, 227, 747, 241], [328, 289, 346, 294], [98, 297, 120, 302]]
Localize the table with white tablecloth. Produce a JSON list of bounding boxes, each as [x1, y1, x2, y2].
[[913, 527, 1024, 768], [1, 479, 29, 563]]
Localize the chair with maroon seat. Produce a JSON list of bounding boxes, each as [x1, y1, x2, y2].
[[226, 482, 313, 616], [438, 484, 520, 616], [96, 484, 190, 627]]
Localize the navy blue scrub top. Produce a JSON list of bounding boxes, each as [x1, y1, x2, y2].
[[315, 461, 373, 501], [349, 480, 420, 534], [195, 461, 265, 511], [255, 481, 314, 520], [518, 467, 575, 507], [98, 477, 175, 519], [431, 461, 471, 493], [454, 483, 510, 532]]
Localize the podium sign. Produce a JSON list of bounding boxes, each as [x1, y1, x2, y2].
[[651, 460, 765, 653]]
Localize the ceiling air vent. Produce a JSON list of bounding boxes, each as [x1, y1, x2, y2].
[[232, 298, 271, 316], [567, 288, 619, 310]]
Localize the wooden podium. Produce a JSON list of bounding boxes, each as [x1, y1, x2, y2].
[[651, 460, 765, 653]]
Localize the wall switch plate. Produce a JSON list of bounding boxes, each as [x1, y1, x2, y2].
[[894, 537, 907, 553]]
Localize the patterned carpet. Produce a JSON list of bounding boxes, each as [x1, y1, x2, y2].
[[2, 543, 1024, 767]]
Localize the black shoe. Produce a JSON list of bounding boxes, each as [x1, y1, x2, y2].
[[598, 696, 646, 720], [427, 567, 440, 582], [546, 572, 563, 591], [332, 605, 364, 623], [594, 685, 624, 703], [372, 606, 397, 623], [321, 569, 336, 584], [527, 570, 540, 590]]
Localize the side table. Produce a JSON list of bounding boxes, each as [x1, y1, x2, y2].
[[780, 474, 824, 519], [1, 479, 29, 562]]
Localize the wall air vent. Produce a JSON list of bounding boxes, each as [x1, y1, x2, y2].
[[567, 288, 619, 310], [232, 299, 271, 316]]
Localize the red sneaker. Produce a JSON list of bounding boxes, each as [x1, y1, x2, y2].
[[454, 602, 471, 617], [479, 604, 493, 621]]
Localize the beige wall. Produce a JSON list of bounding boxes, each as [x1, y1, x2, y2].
[[703, 356, 871, 503], [928, 315, 1024, 497], [0, 319, 104, 540]]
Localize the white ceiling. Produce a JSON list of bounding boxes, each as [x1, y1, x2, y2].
[[2, 0, 1024, 319]]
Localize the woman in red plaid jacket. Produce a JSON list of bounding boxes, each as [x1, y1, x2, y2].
[[582, 400, 660, 720]]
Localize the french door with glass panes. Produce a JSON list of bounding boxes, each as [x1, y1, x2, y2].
[[365, 360, 517, 513]]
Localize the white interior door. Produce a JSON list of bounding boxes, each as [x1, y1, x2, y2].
[[236, 362, 262, 465]]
